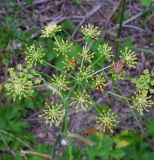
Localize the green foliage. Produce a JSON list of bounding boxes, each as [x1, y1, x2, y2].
[[5, 23, 154, 132], [147, 116, 154, 138], [58, 144, 82, 160], [84, 134, 124, 160], [25, 144, 53, 160], [0, 105, 34, 152], [72, 0, 83, 5], [58, 125, 154, 160], [140, 0, 154, 6]]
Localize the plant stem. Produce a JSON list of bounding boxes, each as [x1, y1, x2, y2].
[[52, 85, 77, 159], [115, 0, 126, 60], [113, 85, 144, 133], [43, 60, 75, 79], [33, 84, 49, 88], [88, 65, 111, 77], [54, 35, 60, 47], [92, 56, 103, 67], [64, 101, 73, 160], [80, 42, 88, 71], [43, 60, 64, 72], [107, 90, 131, 100], [21, 150, 52, 159]]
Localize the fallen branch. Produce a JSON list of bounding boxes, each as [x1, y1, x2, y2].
[[108, 12, 143, 31]]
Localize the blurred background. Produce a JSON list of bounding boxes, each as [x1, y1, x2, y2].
[[0, 0, 154, 160]]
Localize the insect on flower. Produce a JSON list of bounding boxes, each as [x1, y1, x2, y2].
[[69, 58, 76, 66], [113, 60, 123, 73]]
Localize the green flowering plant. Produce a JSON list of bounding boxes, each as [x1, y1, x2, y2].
[[70, 90, 93, 112], [120, 47, 137, 68], [5, 64, 41, 100], [98, 43, 113, 61], [41, 23, 61, 38], [5, 23, 154, 160], [96, 109, 119, 133], [25, 44, 45, 67], [132, 69, 154, 93], [54, 39, 73, 56], [81, 24, 101, 41], [39, 102, 65, 127], [130, 91, 154, 116]]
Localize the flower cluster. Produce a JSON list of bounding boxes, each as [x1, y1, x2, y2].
[[131, 69, 154, 115], [81, 24, 101, 41], [98, 43, 113, 61], [120, 47, 137, 68], [131, 91, 154, 115], [70, 90, 93, 112], [96, 109, 119, 133], [132, 69, 151, 91], [75, 66, 93, 84], [92, 75, 107, 92], [25, 44, 45, 67], [41, 23, 61, 38], [79, 46, 94, 63], [54, 39, 73, 56], [39, 102, 64, 127], [5, 64, 36, 100], [50, 73, 69, 93]]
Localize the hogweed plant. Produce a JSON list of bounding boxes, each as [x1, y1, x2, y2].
[[5, 24, 154, 160]]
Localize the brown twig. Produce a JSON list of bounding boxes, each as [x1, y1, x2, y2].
[[108, 12, 143, 31]]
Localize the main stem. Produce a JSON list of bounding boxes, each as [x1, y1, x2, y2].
[[115, 0, 126, 60], [64, 101, 73, 160]]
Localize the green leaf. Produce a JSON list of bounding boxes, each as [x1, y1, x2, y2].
[[147, 116, 154, 137], [140, 0, 154, 6]]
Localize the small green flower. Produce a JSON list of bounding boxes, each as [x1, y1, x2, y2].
[[5, 64, 35, 100], [75, 66, 93, 84], [96, 109, 119, 133], [25, 44, 45, 67], [120, 47, 137, 68], [54, 39, 73, 56], [71, 90, 93, 112], [81, 24, 101, 41], [132, 69, 150, 91], [131, 90, 154, 116], [51, 73, 69, 92], [110, 70, 125, 81], [95, 75, 106, 86], [98, 43, 113, 61], [41, 24, 61, 38], [39, 102, 64, 127], [92, 75, 107, 92], [79, 46, 94, 63]]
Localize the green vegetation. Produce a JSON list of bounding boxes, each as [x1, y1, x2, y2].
[[0, 0, 154, 160]]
